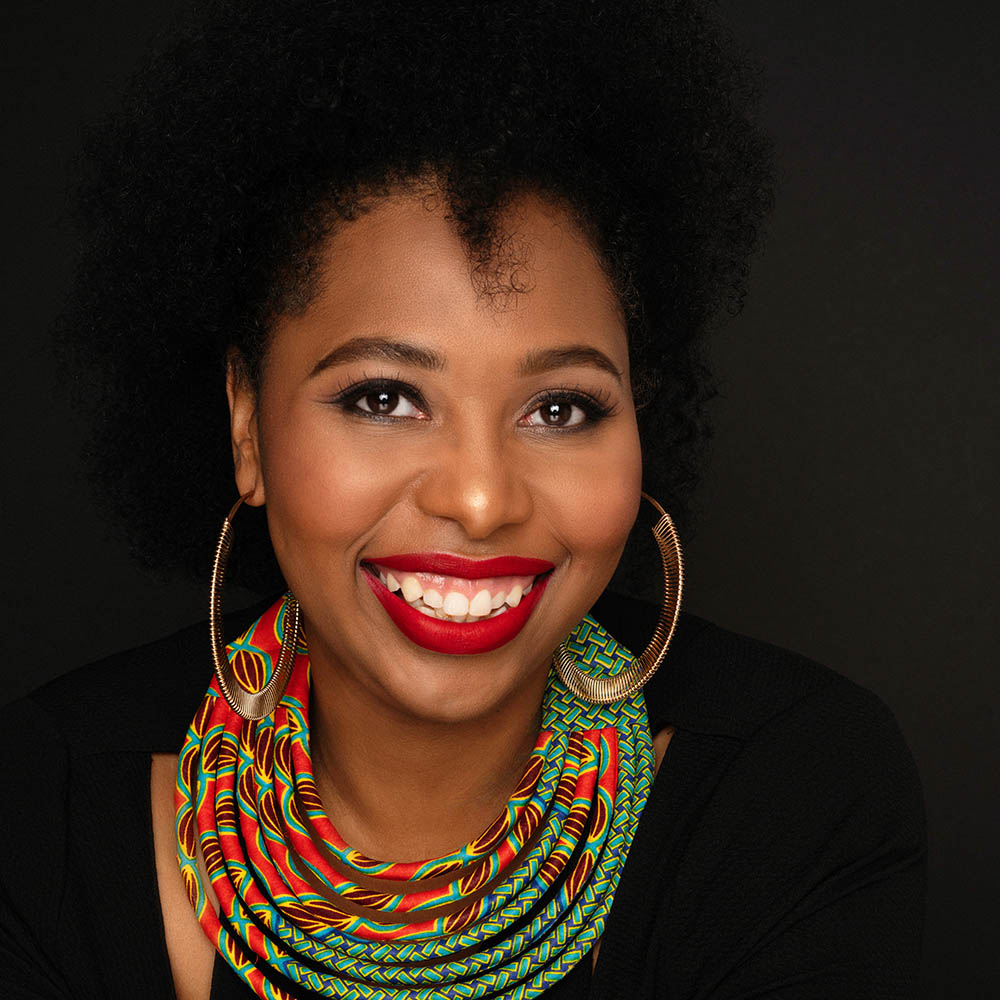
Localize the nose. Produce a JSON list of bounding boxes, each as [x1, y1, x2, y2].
[[412, 431, 534, 541]]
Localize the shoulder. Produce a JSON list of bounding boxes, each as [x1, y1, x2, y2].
[[0, 599, 269, 942], [592, 589, 904, 742], [593, 589, 925, 863], [0, 612, 210, 903], [594, 593, 926, 994], [3, 597, 273, 758]]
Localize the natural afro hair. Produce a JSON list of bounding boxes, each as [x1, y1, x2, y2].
[[59, 0, 774, 594]]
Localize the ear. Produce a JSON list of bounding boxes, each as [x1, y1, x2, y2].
[[226, 349, 266, 506]]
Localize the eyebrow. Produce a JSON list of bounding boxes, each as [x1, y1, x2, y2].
[[309, 336, 446, 377], [308, 335, 622, 383], [518, 346, 623, 383]]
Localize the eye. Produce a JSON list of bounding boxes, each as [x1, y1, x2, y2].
[[522, 391, 612, 429], [525, 399, 586, 428], [330, 378, 429, 420], [353, 388, 422, 418]]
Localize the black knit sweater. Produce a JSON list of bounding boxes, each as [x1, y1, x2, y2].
[[0, 592, 927, 998]]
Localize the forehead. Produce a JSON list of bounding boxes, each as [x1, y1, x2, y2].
[[267, 188, 628, 376]]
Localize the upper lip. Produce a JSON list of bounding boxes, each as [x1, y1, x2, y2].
[[363, 553, 555, 578]]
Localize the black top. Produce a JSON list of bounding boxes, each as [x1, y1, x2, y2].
[[0, 592, 927, 999]]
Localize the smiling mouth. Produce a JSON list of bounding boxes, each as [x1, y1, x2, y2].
[[360, 554, 555, 654]]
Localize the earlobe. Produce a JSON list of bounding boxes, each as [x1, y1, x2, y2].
[[225, 353, 266, 506]]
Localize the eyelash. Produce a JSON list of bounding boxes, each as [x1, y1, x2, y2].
[[329, 375, 429, 421], [328, 376, 616, 429], [524, 389, 616, 429]]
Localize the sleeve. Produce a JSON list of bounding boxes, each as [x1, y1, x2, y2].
[[668, 683, 927, 999], [0, 697, 74, 998]]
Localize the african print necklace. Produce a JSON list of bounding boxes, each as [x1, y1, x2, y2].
[[175, 595, 654, 999]]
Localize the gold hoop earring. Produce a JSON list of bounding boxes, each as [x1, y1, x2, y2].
[[209, 492, 301, 720], [553, 492, 683, 704]]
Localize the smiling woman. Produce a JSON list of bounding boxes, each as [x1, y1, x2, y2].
[[0, 1, 925, 999], [232, 191, 641, 717]]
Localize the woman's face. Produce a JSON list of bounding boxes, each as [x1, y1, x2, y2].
[[228, 189, 642, 723]]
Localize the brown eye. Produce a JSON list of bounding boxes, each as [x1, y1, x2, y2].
[[364, 390, 399, 414], [350, 387, 422, 418], [541, 401, 572, 426], [524, 396, 589, 429]]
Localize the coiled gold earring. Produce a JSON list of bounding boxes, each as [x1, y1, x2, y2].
[[553, 492, 683, 704], [209, 492, 300, 720]]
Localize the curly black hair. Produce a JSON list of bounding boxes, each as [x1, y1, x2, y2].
[[59, 0, 773, 595]]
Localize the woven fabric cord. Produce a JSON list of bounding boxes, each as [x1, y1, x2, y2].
[[175, 595, 654, 1000]]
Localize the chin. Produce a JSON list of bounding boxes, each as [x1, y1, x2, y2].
[[377, 654, 539, 725]]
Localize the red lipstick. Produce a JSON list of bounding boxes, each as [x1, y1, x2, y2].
[[368, 553, 555, 578], [361, 559, 553, 655]]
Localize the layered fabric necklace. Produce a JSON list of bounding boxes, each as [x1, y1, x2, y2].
[[175, 594, 654, 999]]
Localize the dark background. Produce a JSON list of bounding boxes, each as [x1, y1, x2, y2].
[[1, 1, 996, 995]]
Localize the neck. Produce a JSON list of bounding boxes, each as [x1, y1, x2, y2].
[[307, 642, 547, 863]]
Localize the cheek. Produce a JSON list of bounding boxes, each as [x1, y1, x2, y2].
[[255, 402, 417, 577], [534, 418, 643, 568]]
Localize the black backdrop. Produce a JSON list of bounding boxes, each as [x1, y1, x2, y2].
[[1, 2, 996, 995]]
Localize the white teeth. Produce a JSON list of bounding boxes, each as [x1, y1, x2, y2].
[[442, 592, 469, 617], [469, 589, 492, 617], [371, 564, 540, 622]]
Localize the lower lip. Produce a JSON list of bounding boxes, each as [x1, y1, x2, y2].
[[362, 568, 550, 655]]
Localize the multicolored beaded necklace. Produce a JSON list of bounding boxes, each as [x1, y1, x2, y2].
[[175, 595, 654, 999]]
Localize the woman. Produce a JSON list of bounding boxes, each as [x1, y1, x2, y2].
[[0, 1, 926, 998]]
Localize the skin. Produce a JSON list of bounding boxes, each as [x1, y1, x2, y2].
[[151, 186, 675, 997]]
